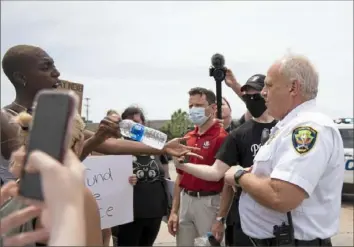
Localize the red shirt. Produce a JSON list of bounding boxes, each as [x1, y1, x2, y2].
[[177, 122, 227, 192]]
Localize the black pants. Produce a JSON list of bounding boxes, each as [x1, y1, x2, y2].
[[111, 217, 162, 246], [225, 197, 253, 246], [225, 222, 253, 246]]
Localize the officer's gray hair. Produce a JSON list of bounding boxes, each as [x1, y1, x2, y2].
[[278, 54, 319, 100]]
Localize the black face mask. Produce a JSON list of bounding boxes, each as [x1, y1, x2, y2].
[[242, 93, 267, 118]]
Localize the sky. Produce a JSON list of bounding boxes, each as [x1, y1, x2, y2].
[[1, 1, 353, 122]]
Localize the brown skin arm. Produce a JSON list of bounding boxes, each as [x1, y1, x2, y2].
[[81, 129, 163, 160], [0, 110, 22, 159]]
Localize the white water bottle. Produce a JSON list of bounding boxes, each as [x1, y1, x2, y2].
[[119, 119, 167, 150]]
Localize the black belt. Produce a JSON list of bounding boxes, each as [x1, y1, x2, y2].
[[250, 237, 332, 246], [183, 189, 219, 197]]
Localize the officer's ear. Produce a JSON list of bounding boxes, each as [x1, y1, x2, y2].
[[289, 80, 300, 96]]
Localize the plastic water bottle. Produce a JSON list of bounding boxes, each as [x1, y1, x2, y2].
[[194, 232, 221, 246], [119, 119, 167, 150]]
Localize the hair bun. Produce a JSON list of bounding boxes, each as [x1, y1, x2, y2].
[[15, 112, 32, 131]]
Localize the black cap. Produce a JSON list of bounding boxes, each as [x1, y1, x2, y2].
[[240, 74, 266, 92]]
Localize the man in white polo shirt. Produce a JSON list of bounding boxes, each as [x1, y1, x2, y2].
[[224, 54, 344, 246], [174, 54, 344, 246]]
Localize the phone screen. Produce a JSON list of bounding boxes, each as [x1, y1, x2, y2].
[[19, 91, 76, 201]]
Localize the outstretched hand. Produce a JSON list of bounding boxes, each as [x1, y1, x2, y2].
[[163, 137, 203, 160]]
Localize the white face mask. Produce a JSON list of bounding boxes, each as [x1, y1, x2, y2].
[[188, 107, 210, 126]]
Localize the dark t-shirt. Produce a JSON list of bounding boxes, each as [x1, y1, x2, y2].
[[133, 154, 168, 219], [216, 119, 277, 225], [216, 119, 277, 168]]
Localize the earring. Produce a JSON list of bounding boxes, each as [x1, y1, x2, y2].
[[23, 81, 26, 87]]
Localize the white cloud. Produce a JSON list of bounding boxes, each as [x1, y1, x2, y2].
[[1, 1, 353, 121]]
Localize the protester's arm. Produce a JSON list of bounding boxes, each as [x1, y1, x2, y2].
[[225, 69, 243, 100], [82, 130, 201, 161], [82, 129, 164, 158], [178, 159, 229, 181]]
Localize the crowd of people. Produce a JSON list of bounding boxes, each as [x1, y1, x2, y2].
[[0, 44, 345, 247]]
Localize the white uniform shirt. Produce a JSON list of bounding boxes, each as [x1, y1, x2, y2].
[[239, 99, 345, 240]]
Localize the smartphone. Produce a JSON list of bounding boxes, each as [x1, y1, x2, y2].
[[19, 90, 78, 201]]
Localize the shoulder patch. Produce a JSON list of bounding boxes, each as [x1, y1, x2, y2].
[[292, 126, 318, 155]]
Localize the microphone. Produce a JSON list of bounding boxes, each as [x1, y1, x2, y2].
[[211, 53, 225, 69], [209, 53, 227, 120]]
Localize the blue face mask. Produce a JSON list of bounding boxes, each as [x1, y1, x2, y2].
[[189, 107, 210, 126]]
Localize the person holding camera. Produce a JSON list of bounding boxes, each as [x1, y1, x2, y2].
[[211, 74, 277, 246]]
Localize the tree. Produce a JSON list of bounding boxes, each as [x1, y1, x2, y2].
[[160, 109, 193, 140]]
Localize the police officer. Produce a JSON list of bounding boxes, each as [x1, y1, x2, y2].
[[174, 54, 344, 246], [223, 54, 344, 246]]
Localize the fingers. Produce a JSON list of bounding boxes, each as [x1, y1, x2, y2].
[[3, 228, 49, 247], [167, 220, 177, 236], [128, 175, 137, 185], [182, 144, 200, 151], [106, 114, 120, 123], [101, 118, 119, 129], [167, 221, 174, 236], [99, 119, 121, 138], [184, 152, 204, 160], [1, 205, 41, 234], [0, 181, 18, 205], [215, 231, 223, 242], [26, 151, 64, 177], [172, 219, 178, 235]]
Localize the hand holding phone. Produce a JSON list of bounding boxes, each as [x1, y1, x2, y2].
[[19, 90, 78, 201]]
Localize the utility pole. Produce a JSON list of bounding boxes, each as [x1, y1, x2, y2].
[[84, 97, 90, 123]]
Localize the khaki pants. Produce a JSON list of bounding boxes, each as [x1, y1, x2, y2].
[[176, 191, 220, 246]]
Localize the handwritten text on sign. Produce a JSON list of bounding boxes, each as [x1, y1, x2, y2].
[[83, 155, 133, 229]]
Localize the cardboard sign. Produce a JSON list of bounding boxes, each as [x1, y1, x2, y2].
[[58, 80, 84, 114], [83, 155, 134, 229]]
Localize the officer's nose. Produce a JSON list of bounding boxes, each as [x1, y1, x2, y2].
[[261, 87, 267, 99]]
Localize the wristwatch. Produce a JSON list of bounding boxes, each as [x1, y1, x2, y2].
[[234, 169, 248, 187], [216, 216, 225, 224]]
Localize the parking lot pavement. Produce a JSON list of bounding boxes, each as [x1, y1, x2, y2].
[[154, 163, 354, 246]]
